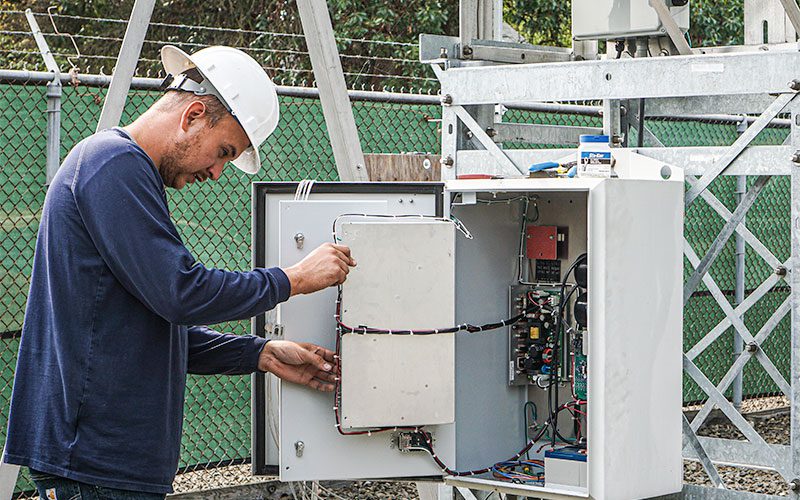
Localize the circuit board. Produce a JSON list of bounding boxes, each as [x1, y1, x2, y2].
[[508, 285, 560, 386], [574, 354, 587, 400]]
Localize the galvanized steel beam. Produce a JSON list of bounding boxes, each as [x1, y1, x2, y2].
[[684, 437, 790, 472], [690, 297, 792, 429], [451, 105, 524, 176], [685, 273, 785, 361], [295, 0, 367, 181], [454, 146, 794, 177], [96, 0, 155, 131], [684, 92, 796, 205], [789, 95, 800, 498], [682, 415, 725, 487], [684, 356, 791, 479], [490, 123, 602, 145], [685, 175, 783, 272], [684, 242, 792, 412], [438, 51, 800, 105]]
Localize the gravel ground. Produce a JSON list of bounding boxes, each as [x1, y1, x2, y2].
[[170, 399, 793, 498], [684, 398, 791, 495]]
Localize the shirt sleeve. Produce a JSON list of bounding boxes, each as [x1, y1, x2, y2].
[[72, 148, 291, 326], [187, 325, 267, 375]]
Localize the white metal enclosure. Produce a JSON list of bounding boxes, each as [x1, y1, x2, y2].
[[252, 169, 684, 499]]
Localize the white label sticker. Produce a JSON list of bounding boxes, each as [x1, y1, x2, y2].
[[690, 63, 724, 73], [46, 488, 57, 500]]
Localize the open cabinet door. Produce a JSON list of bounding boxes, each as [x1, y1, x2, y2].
[[252, 182, 455, 482], [586, 178, 683, 500]]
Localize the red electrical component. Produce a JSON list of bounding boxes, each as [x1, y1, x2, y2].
[[526, 225, 558, 260]]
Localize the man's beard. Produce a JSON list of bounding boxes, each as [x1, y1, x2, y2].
[[159, 134, 199, 188]]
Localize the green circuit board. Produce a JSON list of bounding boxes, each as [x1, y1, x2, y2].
[[574, 354, 587, 400]]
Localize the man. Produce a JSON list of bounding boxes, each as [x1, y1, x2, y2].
[[4, 45, 354, 499]]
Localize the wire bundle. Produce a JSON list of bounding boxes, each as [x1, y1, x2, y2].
[[491, 460, 545, 484], [329, 213, 589, 483]]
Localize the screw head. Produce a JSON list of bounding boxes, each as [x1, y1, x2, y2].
[[790, 80, 800, 91], [746, 342, 758, 353], [440, 155, 454, 167], [776, 266, 788, 277], [462, 45, 473, 56], [790, 479, 800, 491], [441, 94, 453, 105], [486, 127, 497, 138]]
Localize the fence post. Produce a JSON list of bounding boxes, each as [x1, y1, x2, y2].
[[733, 115, 748, 409], [24, 9, 63, 185], [45, 79, 62, 185]]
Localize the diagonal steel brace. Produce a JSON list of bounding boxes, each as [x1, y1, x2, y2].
[[683, 414, 726, 488], [685, 175, 782, 270], [684, 175, 772, 306], [686, 272, 784, 361], [684, 356, 792, 480], [690, 297, 792, 430], [452, 105, 525, 176], [684, 242, 791, 399], [685, 92, 796, 206]]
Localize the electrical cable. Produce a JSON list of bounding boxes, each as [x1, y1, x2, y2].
[[491, 459, 545, 484], [329, 213, 588, 480], [637, 98, 646, 148], [523, 401, 537, 460], [548, 253, 587, 448]]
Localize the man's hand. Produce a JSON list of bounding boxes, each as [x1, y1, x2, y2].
[[258, 340, 338, 392], [284, 242, 356, 296]]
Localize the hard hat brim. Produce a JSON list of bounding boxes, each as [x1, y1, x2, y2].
[[161, 45, 262, 175]]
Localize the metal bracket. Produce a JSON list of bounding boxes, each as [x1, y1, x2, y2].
[[452, 105, 524, 176], [648, 0, 693, 55], [468, 39, 573, 64], [266, 323, 284, 338]]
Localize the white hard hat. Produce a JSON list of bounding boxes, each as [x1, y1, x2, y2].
[[161, 45, 280, 175]]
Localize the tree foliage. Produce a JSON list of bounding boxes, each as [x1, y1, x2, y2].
[[503, 0, 744, 49], [0, 0, 752, 87]]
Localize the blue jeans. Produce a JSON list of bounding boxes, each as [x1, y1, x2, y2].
[[29, 469, 166, 500]]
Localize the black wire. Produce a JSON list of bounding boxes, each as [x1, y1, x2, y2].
[[338, 307, 532, 335], [615, 40, 625, 59], [549, 253, 587, 447], [637, 98, 646, 148]]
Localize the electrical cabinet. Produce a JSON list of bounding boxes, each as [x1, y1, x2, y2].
[[572, 0, 690, 40], [252, 170, 683, 499]]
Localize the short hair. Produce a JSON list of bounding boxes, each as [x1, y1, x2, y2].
[[154, 90, 229, 127]]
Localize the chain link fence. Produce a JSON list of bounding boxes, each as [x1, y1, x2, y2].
[[0, 73, 792, 496]]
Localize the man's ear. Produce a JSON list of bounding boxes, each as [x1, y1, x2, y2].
[[180, 100, 207, 132]]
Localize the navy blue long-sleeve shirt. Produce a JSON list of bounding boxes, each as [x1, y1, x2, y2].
[[4, 128, 291, 493]]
